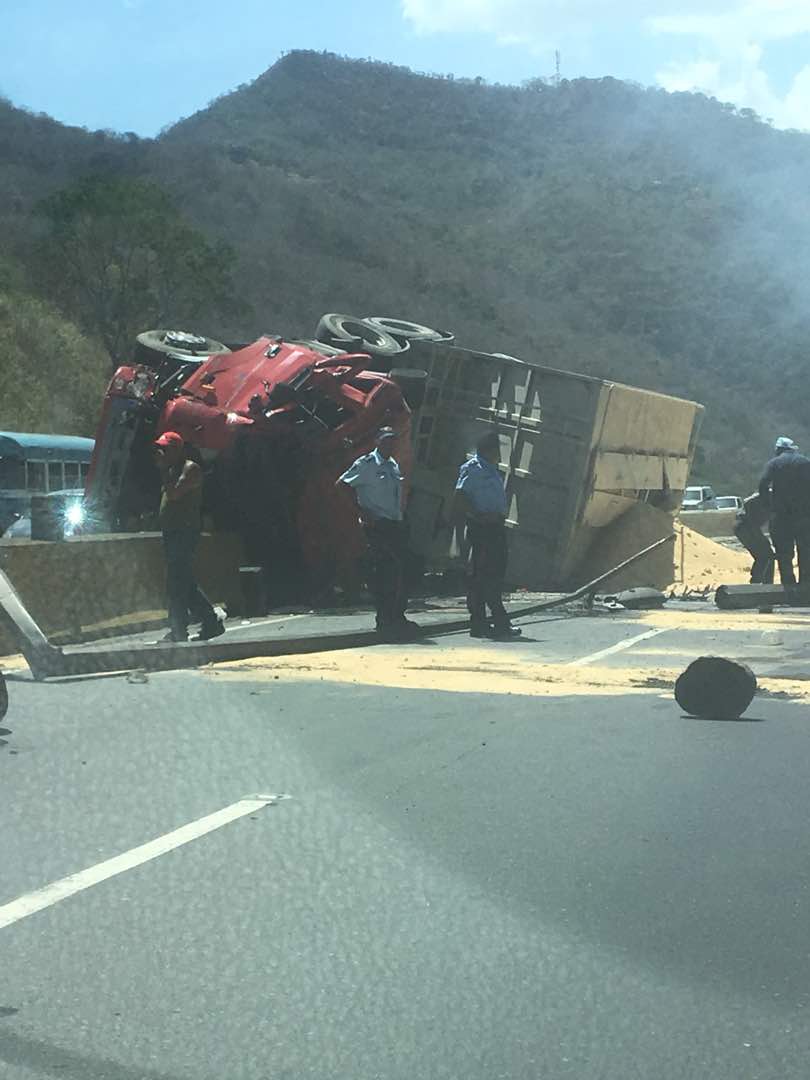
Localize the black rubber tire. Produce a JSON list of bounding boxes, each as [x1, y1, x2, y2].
[[0, 671, 7, 722], [365, 317, 454, 345], [135, 329, 231, 363], [314, 313, 362, 349], [388, 368, 428, 410], [315, 314, 409, 360]]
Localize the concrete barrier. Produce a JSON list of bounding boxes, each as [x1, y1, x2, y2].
[[0, 532, 243, 654], [679, 509, 737, 539]]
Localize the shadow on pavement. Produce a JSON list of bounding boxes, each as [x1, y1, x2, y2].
[[0, 1030, 190, 1080], [247, 677, 801, 1006], [683, 713, 766, 723]]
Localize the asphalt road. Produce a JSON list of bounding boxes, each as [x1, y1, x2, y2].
[[3, 608, 810, 1080]]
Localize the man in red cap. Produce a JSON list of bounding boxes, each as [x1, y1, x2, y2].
[[154, 432, 224, 643]]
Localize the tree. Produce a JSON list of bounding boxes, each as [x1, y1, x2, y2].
[[0, 289, 108, 436], [36, 175, 243, 366]]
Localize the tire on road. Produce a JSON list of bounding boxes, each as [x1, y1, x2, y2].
[[0, 671, 7, 721], [388, 368, 429, 410], [365, 316, 454, 345], [315, 314, 410, 363], [135, 329, 231, 365]]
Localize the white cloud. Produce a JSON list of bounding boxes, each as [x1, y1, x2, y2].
[[401, 0, 810, 128], [651, 3, 810, 129], [402, 0, 711, 44], [657, 53, 810, 130], [649, 1, 810, 43]]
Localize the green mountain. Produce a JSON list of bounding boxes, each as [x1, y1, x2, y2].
[[4, 51, 810, 492]]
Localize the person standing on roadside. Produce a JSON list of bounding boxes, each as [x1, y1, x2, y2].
[[454, 431, 521, 640], [154, 431, 224, 643], [758, 436, 810, 588], [337, 427, 420, 641]]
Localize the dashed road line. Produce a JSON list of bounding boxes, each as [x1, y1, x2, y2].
[[565, 628, 670, 667], [0, 793, 289, 931], [226, 614, 308, 634]]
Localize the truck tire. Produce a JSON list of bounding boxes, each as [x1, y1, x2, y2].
[[0, 671, 7, 721], [135, 329, 231, 364], [365, 317, 454, 345], [315, 314, 410, 362], [314, 313, 362, 349], [388, 368, 428, 410]]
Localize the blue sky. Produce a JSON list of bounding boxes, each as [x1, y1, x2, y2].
[[4, 0, 810, 135]]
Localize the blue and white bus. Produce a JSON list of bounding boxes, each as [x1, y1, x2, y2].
[[0, 431, 95, 535]]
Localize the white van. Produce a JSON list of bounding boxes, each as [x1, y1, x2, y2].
[[682, 485, 717, 510]]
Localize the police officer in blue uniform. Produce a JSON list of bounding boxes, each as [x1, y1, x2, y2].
[[338, 427, 420, 640], [454, 431, 521, 640]]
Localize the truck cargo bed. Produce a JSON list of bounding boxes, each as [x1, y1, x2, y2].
[[405, 341, 703, 590]]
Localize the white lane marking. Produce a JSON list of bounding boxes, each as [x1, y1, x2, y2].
[[0, 793, 289, 931], [565, 628, 670, 667], [144, 614, 306, 645], [227, 614, 307, 633]]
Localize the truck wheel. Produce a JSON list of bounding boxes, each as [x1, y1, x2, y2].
[[314, 314, 362, 349], [0, 671, 7, 721], [315, 314, 409, 362], [365, 317, 454, 345], [135, 329, 231, 364], [388, 368, 428, 410]]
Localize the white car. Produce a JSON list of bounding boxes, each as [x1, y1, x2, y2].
[[682, 485, 717, 510], [714, 495, 744, 512], [1, 490, 86, 539]]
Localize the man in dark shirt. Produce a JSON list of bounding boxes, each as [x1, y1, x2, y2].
[[733, 493, 774, 584], [758, 436, 810, 588], [155, 431, 224, 643]]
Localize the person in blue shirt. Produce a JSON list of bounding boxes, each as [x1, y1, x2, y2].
[[454, 431, 521, 640], [758, 435, 810, 587], [338, 427, 420, 640]]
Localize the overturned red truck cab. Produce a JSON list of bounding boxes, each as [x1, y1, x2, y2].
[[85, 328, 416, 601]]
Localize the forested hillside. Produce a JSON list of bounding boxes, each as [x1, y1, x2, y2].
[[3, 50, 810, 491]]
